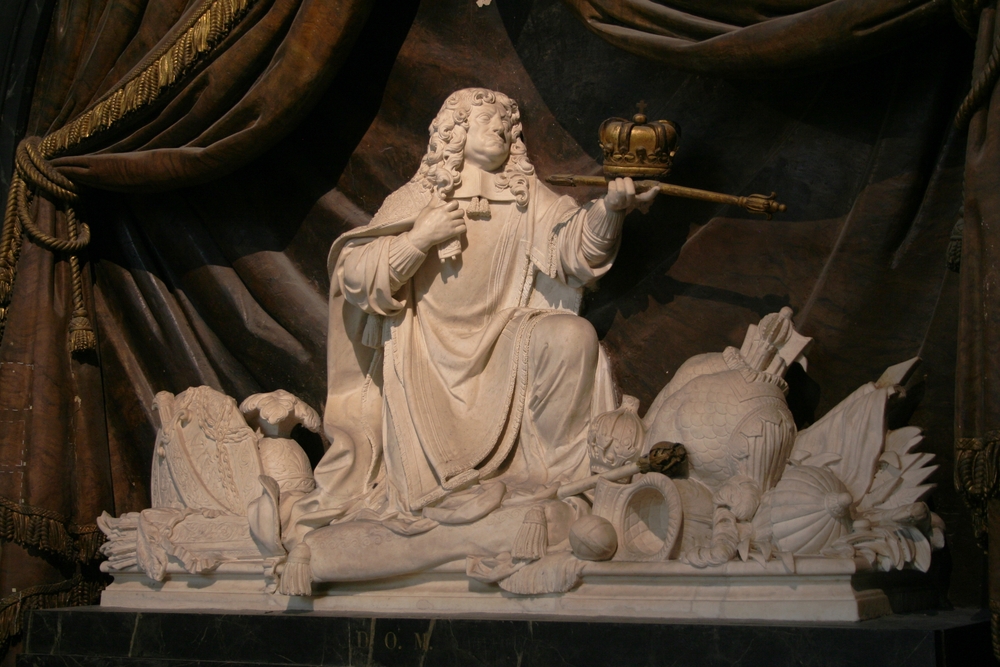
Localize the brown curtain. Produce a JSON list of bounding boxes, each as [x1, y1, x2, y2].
[[0, 0, 418, 656], [561, 0, 950, 74], [562, 0, 999, 653], [955, 3, 1000, 657]]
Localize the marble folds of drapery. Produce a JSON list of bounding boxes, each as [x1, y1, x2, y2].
[[293, 175, 617, 532], [559, 0, 996, 652]]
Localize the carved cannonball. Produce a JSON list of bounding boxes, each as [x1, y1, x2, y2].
[[769, 465, 853, 555], [569, 515, 618, 561]]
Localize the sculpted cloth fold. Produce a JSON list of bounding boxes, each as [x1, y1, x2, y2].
[[286, 174, 621, 546]]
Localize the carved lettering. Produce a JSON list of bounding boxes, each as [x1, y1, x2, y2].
[[414, 631, 431, 651], [384, 631, 398, 649], [355, 631, 368, 648]]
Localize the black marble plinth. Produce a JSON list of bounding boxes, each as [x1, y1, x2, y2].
[[17, 607, 996, 667]]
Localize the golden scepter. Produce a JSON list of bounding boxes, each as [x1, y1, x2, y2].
[[546, 104, 787, 219]]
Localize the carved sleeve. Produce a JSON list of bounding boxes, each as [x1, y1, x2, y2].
[[387, 233, 427, 291], [548, 199, 623, 288], [337, 236, 408, 316], [580, 198, 625, 266]]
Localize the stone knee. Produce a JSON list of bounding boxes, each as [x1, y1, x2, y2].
[[529, 313, 599, 379], [522, 314, 600, 474]]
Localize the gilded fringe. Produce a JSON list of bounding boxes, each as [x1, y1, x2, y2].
[[40, 0, 255, 159], [993, 610, 1000, 662], [0, 573, 103, 651], [955, 433, 1000, 547], [0, 496, 105, 563], [0, 0, 258, 347], [0, 0, 257, 655]]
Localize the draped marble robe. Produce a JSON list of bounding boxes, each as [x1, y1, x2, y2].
[[286, 171, 621, 543]]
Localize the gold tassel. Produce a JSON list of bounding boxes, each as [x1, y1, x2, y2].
[[4, 0, 260, 350], [512, 506, 547, 561], [66, 214, 96, 354], [0, 496, 104, 563], [69, 316, 96, 352], [0, 269, 12, 305]]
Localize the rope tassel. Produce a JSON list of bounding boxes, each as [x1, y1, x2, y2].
[[66, 212, 95, 354], [512, 506, 548, 561], [69, 316, 96, 353], [1, 0, 261, 352], [1, 139, 96, 354]]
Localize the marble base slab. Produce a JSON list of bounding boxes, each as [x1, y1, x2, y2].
[[97, 555, 938, 623], [19, 607, 995, 667]]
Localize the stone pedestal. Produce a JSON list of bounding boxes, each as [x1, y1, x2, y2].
[[18, 607, 995, 666], [96, 556, 939, 623]]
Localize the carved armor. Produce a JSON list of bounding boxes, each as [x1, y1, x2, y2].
[[645, 346, 796, 493]]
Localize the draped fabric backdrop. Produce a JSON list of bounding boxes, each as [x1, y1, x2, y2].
[[561, 0, 950, 73], [954, 2, 1000, 654], [556, 0, 998, 652], [0, 0, 995, 660], [0, 0, 418, 658]]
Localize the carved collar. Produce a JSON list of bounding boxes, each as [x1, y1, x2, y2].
[[452, 165, 515, 202], [723, 347, 789, 394]]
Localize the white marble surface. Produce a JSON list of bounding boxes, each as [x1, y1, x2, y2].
[[97, 89, 944, 612], [100, 556, 892, 622]]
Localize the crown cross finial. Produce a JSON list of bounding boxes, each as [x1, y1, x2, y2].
[[635, 101, 648, 123]]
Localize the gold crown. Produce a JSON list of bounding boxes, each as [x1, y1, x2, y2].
[[599, 106, 680, 180]]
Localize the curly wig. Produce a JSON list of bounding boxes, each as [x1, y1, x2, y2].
[[413, 88, 535, 207]]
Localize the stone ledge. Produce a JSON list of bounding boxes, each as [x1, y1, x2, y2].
[[96, 555, 938, 623]]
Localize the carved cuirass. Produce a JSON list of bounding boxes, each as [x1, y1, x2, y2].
[[645, 350, 796, 492]]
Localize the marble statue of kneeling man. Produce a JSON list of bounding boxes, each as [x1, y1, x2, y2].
[[278, 88, 655, 594]]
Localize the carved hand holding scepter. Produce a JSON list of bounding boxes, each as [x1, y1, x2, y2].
[[546, 175, 786, 219], [546, 104, 787, 219]]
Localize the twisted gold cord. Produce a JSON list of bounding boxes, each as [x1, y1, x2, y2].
[[40, 0, 254, 158], [20, 137, 78, 200], [955, 23, 1000, 129], [0, 0, 259, 351]]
